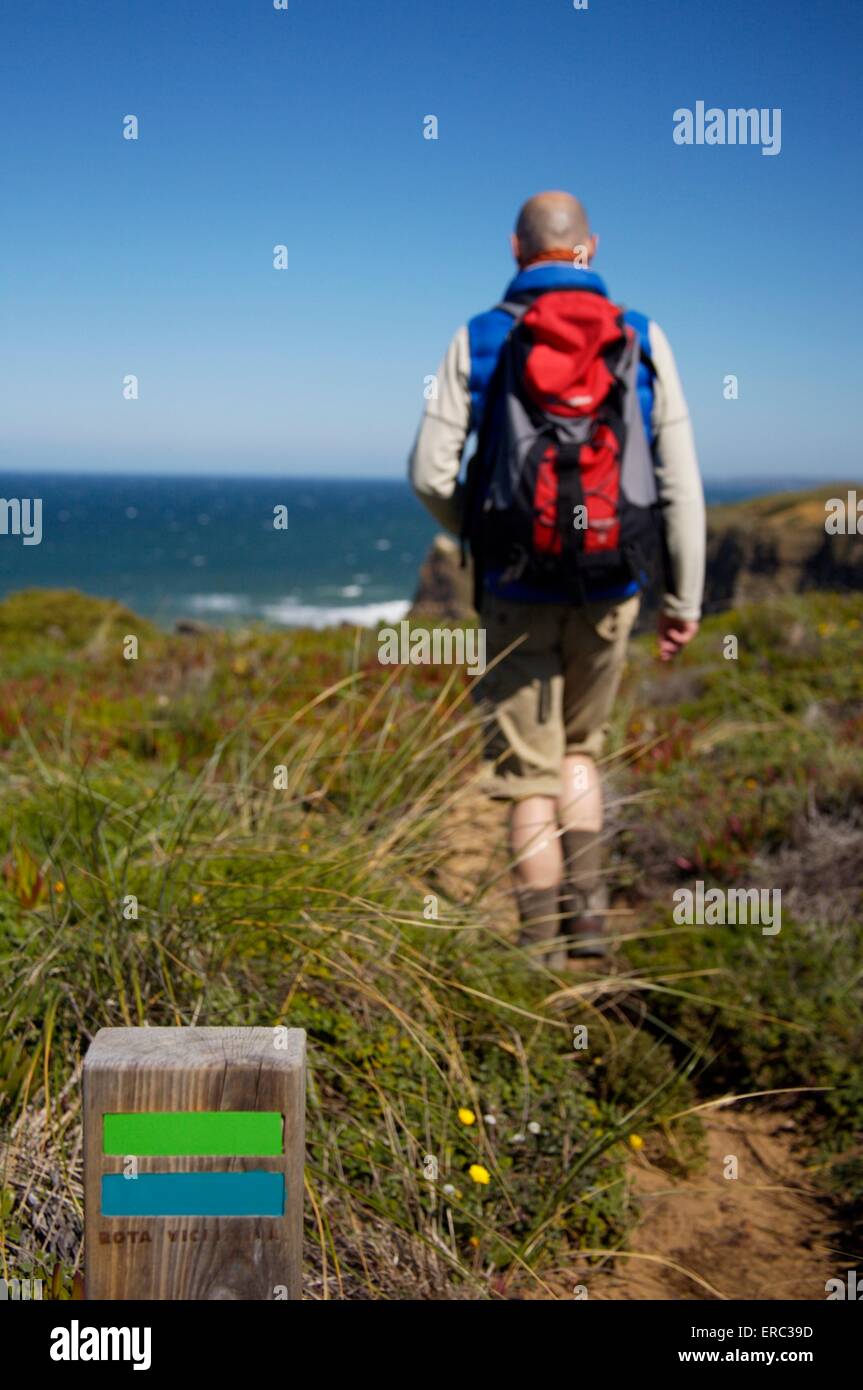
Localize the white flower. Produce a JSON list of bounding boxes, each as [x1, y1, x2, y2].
[[511, 1133, 525, 1144], [527, 1121, 541, 1135], [483, 1114, 497, 1126], [442, 1183, 456, 1197]]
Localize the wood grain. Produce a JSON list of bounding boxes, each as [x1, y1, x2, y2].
[[83, 1027, 305, 1300]]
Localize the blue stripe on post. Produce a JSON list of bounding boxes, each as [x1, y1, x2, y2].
[[101, 1171, 285, 1217]]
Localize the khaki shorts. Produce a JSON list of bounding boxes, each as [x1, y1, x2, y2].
[[474, 591, 641, 800]]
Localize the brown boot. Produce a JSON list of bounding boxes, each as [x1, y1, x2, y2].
[[560, 831, 612, 959], [515, 885, 567, 971]]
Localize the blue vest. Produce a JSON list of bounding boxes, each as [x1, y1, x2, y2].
[[466, 264, 654, 603]]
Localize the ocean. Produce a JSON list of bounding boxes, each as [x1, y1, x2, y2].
[[0, 473, 795, 629]]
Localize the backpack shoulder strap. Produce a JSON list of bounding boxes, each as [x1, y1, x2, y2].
[[495, 300, 529, 321], [460, 302, 527, 598], [620, 306, 657, 376]]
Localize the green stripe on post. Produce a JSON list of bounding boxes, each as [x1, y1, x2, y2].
[[103, 1111, 284, 1156]]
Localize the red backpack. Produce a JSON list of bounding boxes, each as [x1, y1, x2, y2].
[[462, 287, 663, 607]]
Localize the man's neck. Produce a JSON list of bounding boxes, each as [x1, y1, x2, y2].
[[518, 258, 592, 272]]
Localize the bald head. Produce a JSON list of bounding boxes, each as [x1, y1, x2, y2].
[[513, 191, 593, 266]]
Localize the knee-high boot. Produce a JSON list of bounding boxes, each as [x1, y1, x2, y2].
[[559, 830, 610, 958], [515, 885, 567, 971]]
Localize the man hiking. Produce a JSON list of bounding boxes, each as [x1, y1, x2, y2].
[[409, 191, 705, 968]]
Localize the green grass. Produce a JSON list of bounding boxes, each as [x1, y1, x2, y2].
[[613, 592, 863, 1240], [0, 586, 860, 1297]]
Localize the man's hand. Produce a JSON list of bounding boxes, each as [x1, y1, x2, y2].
[[658, 612, 699, 662]]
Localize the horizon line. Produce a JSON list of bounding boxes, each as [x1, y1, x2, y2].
[[0, 469, 855, 489]]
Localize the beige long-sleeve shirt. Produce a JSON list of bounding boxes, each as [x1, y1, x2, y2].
[[409, 313, 706, 621]]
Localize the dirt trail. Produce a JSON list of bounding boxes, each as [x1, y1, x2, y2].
[[433, 789, 512, 913], [440, 789, 842, 1302], [569, 1110, 838, 1301]]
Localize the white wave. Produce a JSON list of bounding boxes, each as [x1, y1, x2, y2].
[[261, 597, 411, 630], [187, 593, 249, 613]]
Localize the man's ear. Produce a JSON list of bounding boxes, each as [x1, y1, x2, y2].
[[573, 234, 599, 268], [511, 232, 522, 265]]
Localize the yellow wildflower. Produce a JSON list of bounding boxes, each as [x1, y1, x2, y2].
[[628, 1133, 645, 1151], [54, 881, 65, 894], [468, 1164, 490, 1185], [458, 1107, 476, 1126]]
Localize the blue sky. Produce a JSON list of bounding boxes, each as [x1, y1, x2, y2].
[[1, 0, 860, 481]]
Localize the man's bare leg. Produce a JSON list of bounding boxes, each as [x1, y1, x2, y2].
[[557, 754, 610, 957], [510, 796, 565, 968]]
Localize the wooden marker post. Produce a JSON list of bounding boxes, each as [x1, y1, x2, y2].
[[83, 1027, 305, 1300]]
